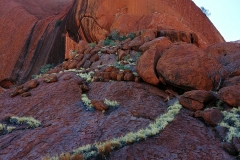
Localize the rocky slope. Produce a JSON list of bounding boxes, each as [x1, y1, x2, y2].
[[1, 0, 240, 160]]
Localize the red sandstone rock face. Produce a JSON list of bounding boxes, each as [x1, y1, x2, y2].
[[0, 74, 233, 159], [0, 0, 73, 85], [65, 0, 224, 48]]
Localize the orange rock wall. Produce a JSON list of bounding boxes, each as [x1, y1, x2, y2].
[[68, 0, 224, 48]]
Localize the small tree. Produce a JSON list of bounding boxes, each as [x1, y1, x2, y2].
[[201, 6, 211, 17]]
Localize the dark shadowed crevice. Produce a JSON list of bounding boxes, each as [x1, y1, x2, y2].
[[9, 21, 39, 84]]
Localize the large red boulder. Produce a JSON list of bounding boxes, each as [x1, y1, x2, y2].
[[139, 37, 172, 52], [218, 86, 240, 107], [136, 46, 169, 85], [156, 43, 222, 90], [204, 42, 240, 81]]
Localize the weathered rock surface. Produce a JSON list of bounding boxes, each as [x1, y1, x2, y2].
[[66, 0, 224, 48], [222, 76, 240, 87], [139, 37, 172, 52], [183, 90, 215, 103], [202, 108, 224, 126], [156, 43, 222, 90], [218, 86, 240, 107], [204, 42, 240, 81], [0, 0, 73, 85], [136, 49, 161, 85], [0, 73, 233, 159], [178, 96, 204, 111]]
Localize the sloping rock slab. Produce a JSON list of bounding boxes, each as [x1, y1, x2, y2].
[[109, 109, 232, 159], [0, 76, 233, 159]]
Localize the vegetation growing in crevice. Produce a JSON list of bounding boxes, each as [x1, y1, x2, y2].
[[81, 94, 94, 110], [103, 30, 136, 47], [9, 116, 41, 128], [88, 42, 96, 48], [218, 107, 240, 142], [1, 116, 41, 136], [44, 101, 182, 160], [32, 64, 55, 79], [104, 99, 119, 107]]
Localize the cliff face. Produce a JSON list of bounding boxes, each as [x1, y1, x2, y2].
[[0, 0, 225, 86], [65, 0, 224, 47], [0, 0, 73, 85]]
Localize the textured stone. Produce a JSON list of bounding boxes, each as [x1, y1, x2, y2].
[[218, 86, 240, 107], [28, 80, 40, 89], [136, 49, 161, 85], [21, 92, 32, 97], [82, 60, 92, 69], [139, 37, 172, 52], [124, 73, 134, 81], [222, 76, 240, 87], [183, 90, 215, 103], [91, 100, 108, 111], [223, 142, 238, 156], [233, 137, 240, 153], [117, 49, 128, 61], [202, 108, 224, 126], [89, 54, 99, 63], [157, 43, 222, 90], [43, 75, 58, 83], [67, 60, 78, 69], [178, 96, 204, 111], [117, 72, 124, 81]]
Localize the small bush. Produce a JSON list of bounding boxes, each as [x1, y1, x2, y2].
[[219, 107, 240, 142], [40, 64, 54, 74], [103, 38, 117, 46], [104, 99, 119, 107], [9, 116, 41, 128], [88, 43, 96, 48], [107, 30, 136, 42], [81, 94, 94, 110], [77, 71, 95, 83]]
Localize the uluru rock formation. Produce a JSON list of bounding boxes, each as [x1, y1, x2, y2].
[[1, 0, 240, 160]]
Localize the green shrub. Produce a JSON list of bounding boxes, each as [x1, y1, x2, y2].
[[88, 43, 96, 48], [103, 38, 117, 46], [40, 64, 54, 74], [109, 30, 136, 41], [113, 62, 130, 70]]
